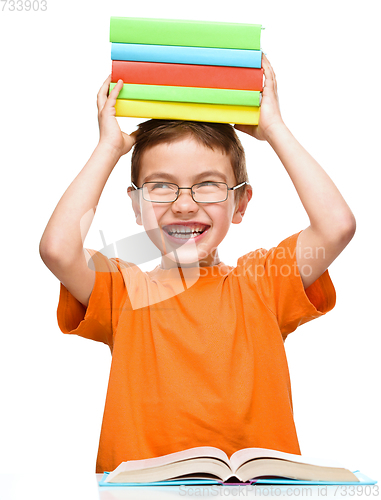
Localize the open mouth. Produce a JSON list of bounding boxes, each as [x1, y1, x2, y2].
[[162, 223, 210, 240]]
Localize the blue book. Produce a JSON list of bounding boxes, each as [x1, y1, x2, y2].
[[111, 43, 262, 68]]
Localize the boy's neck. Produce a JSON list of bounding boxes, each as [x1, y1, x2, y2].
[[159, 250, 221, 270]]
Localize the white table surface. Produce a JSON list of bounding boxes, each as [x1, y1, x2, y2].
[[1, 473, 378, 500]]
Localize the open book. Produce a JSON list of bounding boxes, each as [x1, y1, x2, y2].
[[102, 446, 360, 484]]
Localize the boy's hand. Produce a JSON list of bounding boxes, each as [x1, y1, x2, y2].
[[97, 75, 137, 156], [234, 54, 284, 141]]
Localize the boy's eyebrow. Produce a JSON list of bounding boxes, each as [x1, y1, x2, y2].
[[143, 170, 228, 183]]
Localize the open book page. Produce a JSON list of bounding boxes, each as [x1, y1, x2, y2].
[[229, 448, 345, 473], [107, 458, 233, 484], [107, 447, 230, 481]]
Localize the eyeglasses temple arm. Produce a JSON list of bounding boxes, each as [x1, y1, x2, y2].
[[230, 181, 248, 191]]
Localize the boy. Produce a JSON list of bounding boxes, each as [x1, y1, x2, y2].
[[39, 55, 356, 474]]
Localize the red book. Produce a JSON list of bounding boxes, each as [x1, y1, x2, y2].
[[112, 60, 263, 91]]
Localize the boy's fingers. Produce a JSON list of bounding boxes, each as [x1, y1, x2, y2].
[[129, 129, 139, 145], [264, 55, 277, 84], [262, 54, 274, 79], [104, 79, 124, 110], [262, 53, 274, 71], [97, 74, 112, 111], [234, 124, 256, 136], [262, 54, 277, 92]]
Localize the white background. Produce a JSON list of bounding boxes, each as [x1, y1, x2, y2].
[[0, 0, 380, 498]]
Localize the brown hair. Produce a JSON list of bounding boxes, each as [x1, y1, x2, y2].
[[130, 120, 249, 204]]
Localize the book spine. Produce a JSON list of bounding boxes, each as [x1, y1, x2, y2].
[[114, 99, 260, 125], [110, 17, 262, 50], [111, 43, 262, 68], [111, 61, 264, 91], [110, 83, 261, 107]]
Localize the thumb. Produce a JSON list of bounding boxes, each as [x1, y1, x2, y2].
[[121, 130, 138, 155], [234, 124, 257, 137]]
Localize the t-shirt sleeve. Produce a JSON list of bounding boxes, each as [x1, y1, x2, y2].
[[236, 230, 336, 339], [56, 249, 129, 349]]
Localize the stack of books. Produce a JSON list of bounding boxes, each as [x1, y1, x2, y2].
[[109, 17, 264, 124]]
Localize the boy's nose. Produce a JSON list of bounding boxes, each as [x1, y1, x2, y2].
[[171, 189, 198, 213]]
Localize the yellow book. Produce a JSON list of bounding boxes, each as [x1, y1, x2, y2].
[[114, 99, 260, 125]]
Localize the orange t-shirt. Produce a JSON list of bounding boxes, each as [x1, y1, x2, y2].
[[57, 231, 336, 473]]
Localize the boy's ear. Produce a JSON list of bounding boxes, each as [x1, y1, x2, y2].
[[232, 184, 253, 224], [127, 186, 143, 226]]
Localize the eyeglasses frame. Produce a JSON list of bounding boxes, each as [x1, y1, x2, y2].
[[130, 180, 248, 204]]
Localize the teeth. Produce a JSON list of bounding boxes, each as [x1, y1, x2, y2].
[[169, 232, 201, 239], [164, 224, 208, 238], [171, 229, 202, 234], [166, 225, 206, 234]]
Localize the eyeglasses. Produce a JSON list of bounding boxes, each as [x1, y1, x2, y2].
[[131, 181, 248, 203]]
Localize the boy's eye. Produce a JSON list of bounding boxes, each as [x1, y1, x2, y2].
[[195, 182, 226, 197], [200, 181, 220, 186], [196, 181, 222, 189], [152, 182, 173, 189]]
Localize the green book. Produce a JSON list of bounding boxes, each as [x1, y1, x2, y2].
[[109, 17, 262, 50], [109, 83, 261, 107]]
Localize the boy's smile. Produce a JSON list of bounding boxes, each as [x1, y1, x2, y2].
[[161, 222, 211, 241], [128, 135, 251, 270]]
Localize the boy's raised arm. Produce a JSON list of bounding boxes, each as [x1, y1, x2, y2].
[[39, 76, 136, 307], [235, 55, 356, 290]]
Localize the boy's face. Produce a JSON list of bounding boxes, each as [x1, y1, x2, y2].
[[128, 135, 252, 269]]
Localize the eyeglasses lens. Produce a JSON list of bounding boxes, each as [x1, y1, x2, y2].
[[193, 183, 227, 202]]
